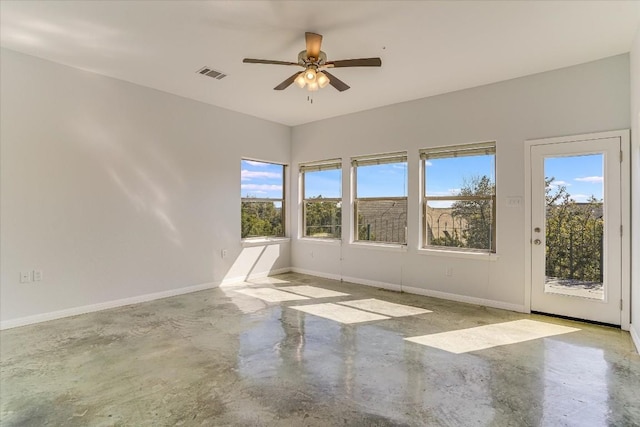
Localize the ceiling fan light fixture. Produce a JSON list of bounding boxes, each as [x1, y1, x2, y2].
[[307, 82, 319, 92], [304, 67, 317, 83], [294, 72, 306, 88], [317, 72, 330, 88]]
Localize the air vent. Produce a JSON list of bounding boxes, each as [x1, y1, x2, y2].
[[197, 66, 227, 80]]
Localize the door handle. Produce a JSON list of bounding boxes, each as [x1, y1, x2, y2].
[[534, 239, 542, 245]]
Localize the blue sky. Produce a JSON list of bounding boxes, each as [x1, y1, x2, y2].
[[242, 153, 603, 202], [241, 160, 283, 198], [545, 154, 603, 202]]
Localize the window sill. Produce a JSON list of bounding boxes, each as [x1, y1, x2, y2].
[[241, 237, 291, 247], [298, 237, 342, 245], [417, 248, 499, 261], [349, 242, 408, 252]]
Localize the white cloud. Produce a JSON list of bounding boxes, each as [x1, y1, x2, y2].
[[575, 176, 603, 183], [241, 169, 281, 181], [244, 160, 269, 167], [553, 180, 571, 186], [241, 184, 282, 191], [425, 161, 433, 167], [428, 190, 460, 196]]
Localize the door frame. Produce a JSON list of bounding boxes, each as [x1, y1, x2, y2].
[[524, 130, 630, 330]]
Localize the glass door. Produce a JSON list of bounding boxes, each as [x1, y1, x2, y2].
[[530, 138, 622, 325]]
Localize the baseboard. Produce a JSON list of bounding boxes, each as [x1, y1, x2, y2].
[[0, 268, 294, 331], [289, 267, 342, 282], [290, 268, 524, 313], [630, 324, 640, 353], [219, 267, 292, 287], [401, 285, 527, 313], [340, 275, 402, 292]]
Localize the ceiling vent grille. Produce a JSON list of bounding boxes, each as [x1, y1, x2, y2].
[[197, 66, 227, 80]]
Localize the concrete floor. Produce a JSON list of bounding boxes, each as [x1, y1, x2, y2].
[[1, 273, 638, 426]]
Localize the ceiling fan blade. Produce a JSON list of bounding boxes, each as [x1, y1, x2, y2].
[[321, 70, 350, 92], [326, 58, 382, 68], [274, 72, 302, 90], [305, 32, 323, 59], [243, 58, 301, 66]]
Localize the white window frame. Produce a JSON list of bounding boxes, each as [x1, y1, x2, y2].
[[300, 159, 342, 240], [241, 159, 286, 239], [421, 142, 496, 253], [352, 151, 408, 245]]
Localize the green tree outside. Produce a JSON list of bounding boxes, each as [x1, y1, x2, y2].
[[544, 178, 603, 283], [241, 199, 283, 238]]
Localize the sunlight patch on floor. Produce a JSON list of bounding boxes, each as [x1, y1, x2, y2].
[[234, 288, 309, 302], [405, 319, 580, 354], [278, 285, 349, 298], [291, 303, 390, 324], [339, 299, 431, 317]]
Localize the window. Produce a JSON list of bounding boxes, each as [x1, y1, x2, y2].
[[301, 159, 342, 239], [422, 142, 496, 252], [241, 159, 285, 239], [352, 152, 408, 244]]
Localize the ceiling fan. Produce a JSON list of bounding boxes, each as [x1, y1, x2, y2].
[[243, 32, 382, 92]]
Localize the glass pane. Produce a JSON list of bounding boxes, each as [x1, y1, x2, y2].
[[425, 155, 494, 196], [304, 169, 341, 198], [241, 201, 283, 238], [241, 159, 284, 199], [304, 201, 341, 238], [356, 199, 407, 244], [544, 154, 604, 300], [356, 162, 407, 198], [425, 199, 493, 250]]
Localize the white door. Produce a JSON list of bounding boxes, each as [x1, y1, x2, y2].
[[530, 137, 622, 325]]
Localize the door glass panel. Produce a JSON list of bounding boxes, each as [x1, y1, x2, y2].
[[544, 154, 604, 300]]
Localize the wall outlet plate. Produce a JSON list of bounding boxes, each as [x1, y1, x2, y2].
[[33, 270, 43, 281], [20, 271, 32, 283]]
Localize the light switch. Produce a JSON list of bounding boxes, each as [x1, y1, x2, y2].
[[506, 197, 522, 208]]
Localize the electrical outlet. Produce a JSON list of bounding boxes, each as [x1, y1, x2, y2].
[[20, 271, 32, 283], [33, 270, 43, 281], [445, 267, 453, 277], [221, 249, 228, 259]]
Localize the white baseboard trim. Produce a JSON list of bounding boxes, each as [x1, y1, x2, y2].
[[219, 267, 292, 287], [341, 275, 403, 292], [401, 285, 527, 313], [0, 280, 220, 331], [630, 324, 640, 353], [289, 267, 342, 282], [0, 268, 293, 331], [289, 268, 525, 313]]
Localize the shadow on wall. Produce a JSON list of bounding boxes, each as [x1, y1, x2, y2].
[[74, 117, 186, 247]]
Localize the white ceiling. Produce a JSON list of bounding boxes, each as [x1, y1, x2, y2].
[[1, 1, 638, 126]]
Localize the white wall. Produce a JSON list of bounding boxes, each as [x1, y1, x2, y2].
[[0, 49, 291, 326], [630, 25, 640, 351], [291, 54, 630, 312]]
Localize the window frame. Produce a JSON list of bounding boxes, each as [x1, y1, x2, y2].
[[240, 159, 286, 240], [421, 142, 496, 253], [300, 159, 342, 240], [352, 152, 408, 245]]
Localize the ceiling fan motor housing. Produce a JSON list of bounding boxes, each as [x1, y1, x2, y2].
[[298, 50, 327, 67]]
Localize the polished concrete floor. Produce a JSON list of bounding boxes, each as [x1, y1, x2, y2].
[[1, 273, 639, 426]]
